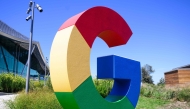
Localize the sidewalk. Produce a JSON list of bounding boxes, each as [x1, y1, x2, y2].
[[0, 92, 17, 109]]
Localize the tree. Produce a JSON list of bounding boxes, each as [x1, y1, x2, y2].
[[157, 77, 165, 86], [141, 64, 154, 84]]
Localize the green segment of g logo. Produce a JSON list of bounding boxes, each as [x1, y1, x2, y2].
[[50, 6, 141, 109]]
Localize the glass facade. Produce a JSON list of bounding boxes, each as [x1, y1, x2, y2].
[[0, 20, 47, 79], [0, 44, 38, 77]]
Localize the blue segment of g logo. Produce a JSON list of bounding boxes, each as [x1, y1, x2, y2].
[[97, 55, 141, 107]]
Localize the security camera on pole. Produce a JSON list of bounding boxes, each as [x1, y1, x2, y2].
[[25, 1, 43, 94]]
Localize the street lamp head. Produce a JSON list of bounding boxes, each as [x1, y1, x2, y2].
[[36, 4, 43, 12], [29, 1, 33, 7], [26, 8, 31, 14], [26, 15, 32, 21]]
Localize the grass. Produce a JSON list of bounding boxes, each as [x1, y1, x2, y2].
[[5, 87, 62, 109], [141, 83, 190, 102], [4, 79, 190, 109], [136, 96, 169, 109], [157, 101, 190, 109], [5, 89, 170, 109]]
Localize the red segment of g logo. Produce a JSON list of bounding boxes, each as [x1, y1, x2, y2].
[[50, 6, 136, 109]]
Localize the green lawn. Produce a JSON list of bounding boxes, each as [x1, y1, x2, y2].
[[136, 96, 169, 109]]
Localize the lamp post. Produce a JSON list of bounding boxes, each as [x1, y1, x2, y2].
[[25, 1, 43, 94], [44, 57, 48, 86]]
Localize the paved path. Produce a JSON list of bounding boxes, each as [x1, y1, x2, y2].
[[0, 93, 17, 109]]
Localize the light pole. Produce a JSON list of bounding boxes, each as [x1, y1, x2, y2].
[[25, 1, 43, 94], [44, 57, 48, 86]]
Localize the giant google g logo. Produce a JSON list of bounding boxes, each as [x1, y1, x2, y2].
[[50, 6, 141, 109]]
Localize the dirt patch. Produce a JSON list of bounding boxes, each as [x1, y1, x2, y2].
[[157, 101, 190, 109]]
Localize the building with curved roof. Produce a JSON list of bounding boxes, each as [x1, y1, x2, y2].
[[0, 20, 48, 78]]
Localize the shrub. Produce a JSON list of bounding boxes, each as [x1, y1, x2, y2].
[[30, 81, 44, 91], [46, 76, 53, 90], [5, 88, 62, 109], [157, 78, 165, 86], [141, 83, 176, 100], [0, 73, 25, 93], [5, 76, 62, 109], [141, 83, 190, 102], [29, 76, 53, 92], [177, 88, 190, 102], [93, 79, 113, 98]]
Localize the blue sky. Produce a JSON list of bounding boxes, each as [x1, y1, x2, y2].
[[0, 0, 190, 84]]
